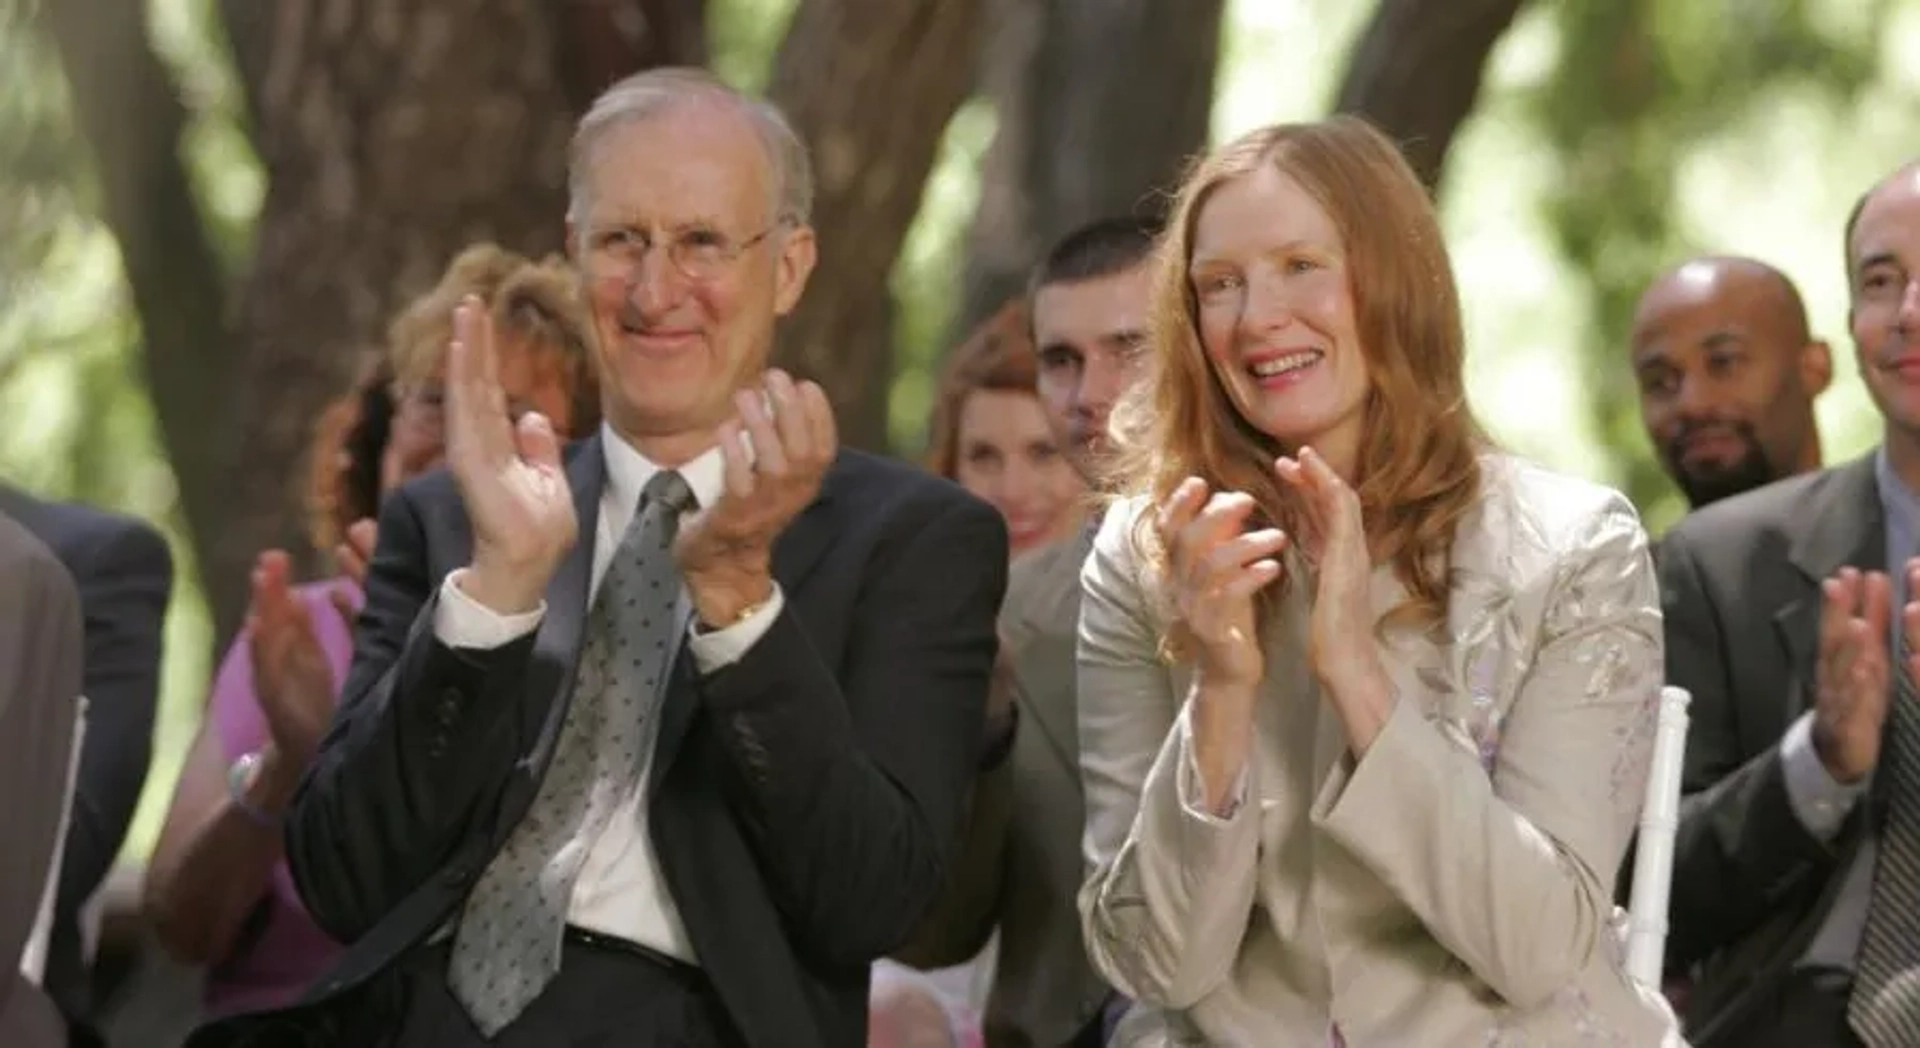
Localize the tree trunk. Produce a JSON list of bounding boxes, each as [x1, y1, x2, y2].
[[205, 0, 581, 646], [958, 0, 1225, 335], [1333, 0, 1533, 192], [766, 0, 987, 454], [38, 0, 234, 617], [556, 0, 710, 113]]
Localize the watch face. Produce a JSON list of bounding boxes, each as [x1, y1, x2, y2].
[[228, 750, 280, 826]]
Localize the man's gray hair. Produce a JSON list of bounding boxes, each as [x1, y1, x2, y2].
[[566, 67, 814, 228]]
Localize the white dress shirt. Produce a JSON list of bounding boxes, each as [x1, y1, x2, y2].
[[432, 423, 784, 963]]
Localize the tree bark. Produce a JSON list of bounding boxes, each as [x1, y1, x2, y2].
[[38, 0, 234, 619], [556, 0, 709, 113], [205, 0, 580, 645], [766, 0, 987, 454], [1333, 0, 1533, 192], [958, 0, 1225, 334]]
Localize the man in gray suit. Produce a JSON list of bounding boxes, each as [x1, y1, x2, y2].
[[0, 485, 171, 1041], [895, 216, 1159, 1047], [1661, 161, 1920, 1047], [0, 509, 84, 1048]]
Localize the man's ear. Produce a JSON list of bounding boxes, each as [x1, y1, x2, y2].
[[773, 224, 818, 317], [1801, 338, 1834, 396]]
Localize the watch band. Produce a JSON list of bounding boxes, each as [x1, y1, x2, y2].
[[696, 591, 775, 634]]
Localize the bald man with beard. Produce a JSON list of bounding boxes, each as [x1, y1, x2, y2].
[[1630, 255, 1833, 508]]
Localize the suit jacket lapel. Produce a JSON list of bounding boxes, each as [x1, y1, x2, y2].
[[1012, 530, 1094, 771], [765, 455, 846, 590], [1774, 455, 1884, 710], [647, 456, 844, 791]]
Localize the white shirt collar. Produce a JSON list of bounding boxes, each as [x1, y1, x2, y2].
[[599, 421, 727, 514]]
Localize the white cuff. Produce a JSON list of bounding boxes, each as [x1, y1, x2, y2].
[[1779, 711, 1867, 841], [433, 569, 546, 650], [687, 586, 784, 673]]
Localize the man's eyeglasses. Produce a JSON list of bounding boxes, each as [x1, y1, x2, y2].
[[583, 217, 791, 285]]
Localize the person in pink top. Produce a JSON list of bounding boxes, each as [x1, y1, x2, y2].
[[142, 245, 598, 1018]]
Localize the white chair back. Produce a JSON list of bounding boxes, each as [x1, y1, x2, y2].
[[18, 696, 86, 987], [1624, 685, 1691, 989]]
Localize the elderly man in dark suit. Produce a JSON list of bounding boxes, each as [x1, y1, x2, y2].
[[191, 67, 1005, 1048], [0, 485, 172, 1038], [0, 509, 85, 1048], [1661, 160, 1920, 1048]]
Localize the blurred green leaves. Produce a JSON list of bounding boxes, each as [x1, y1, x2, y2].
[[1528, 0, 1888, 532]]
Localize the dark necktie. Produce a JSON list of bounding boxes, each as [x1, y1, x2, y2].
[[447, 469, 695, 1035]]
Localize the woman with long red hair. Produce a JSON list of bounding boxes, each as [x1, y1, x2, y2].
[[1074, 116, 1683, 1045]]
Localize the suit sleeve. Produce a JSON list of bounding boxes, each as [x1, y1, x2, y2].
[[286, 485, 543, 943], [59, 515, 172, 915], [890, 659, 1021, 968], [1310, 495, 1661, 1010], [0, 527, 83, 978], [1659, 529, 1838, 970], [1075, 500, 1263, 1010], [693, 491, 1008, 967]]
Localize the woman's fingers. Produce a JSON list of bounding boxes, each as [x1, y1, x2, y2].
[[1178, 491, 1257, 560], [1220, 559, 1283, 600], [1277, 447, 1360, 525], [1202, 528, 1288, 577], [1156, 477, 1209, 554]]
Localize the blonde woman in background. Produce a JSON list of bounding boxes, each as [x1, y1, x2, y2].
[[143, 244, 598, 1018]]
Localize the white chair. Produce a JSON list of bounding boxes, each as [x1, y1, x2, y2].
[[1624, 685, 1691, 990]]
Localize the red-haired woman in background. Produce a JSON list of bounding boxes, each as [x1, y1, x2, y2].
[[926, 301, 1087, 558]]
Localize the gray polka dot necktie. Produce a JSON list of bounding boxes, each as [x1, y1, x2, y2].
[[447, 469, 695, 1036], [1851, 643, 1920, 1045]]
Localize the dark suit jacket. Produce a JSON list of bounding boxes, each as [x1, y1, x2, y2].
[[0, 486, 172, 1029], [189, 437, 1008, 1048], [1658, 454, 1882, 1045], [0, 510, 85, 1048], [894, 527, 1110, 1047]]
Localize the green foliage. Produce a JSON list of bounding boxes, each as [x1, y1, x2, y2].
[[0, 0, 241, 862], [151, 0, 261, 270], [889, 97, 998, 458], [1528, 0, 1887, 532], [709, 0, 797, 92], [0, 0, 90, 348]]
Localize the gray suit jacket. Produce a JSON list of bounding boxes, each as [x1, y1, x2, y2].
[[895, 527, 1111, 1046], [0, 510, 84, 1048], [0, 485, 171, 1030], [1079, 455, 1680, 1046], [1658, 454, 1882, 1045]]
